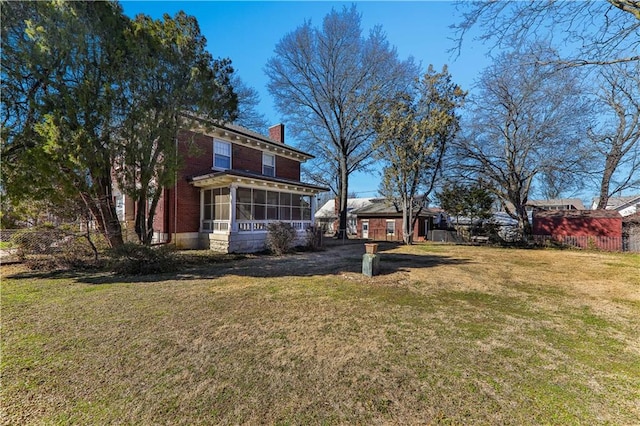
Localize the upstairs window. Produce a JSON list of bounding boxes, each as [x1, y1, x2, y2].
[[214, 140, 231, 170], [262, 152, 275, 177]]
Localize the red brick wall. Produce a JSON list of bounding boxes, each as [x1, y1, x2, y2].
[[232, 144, 262, 174], [153, 130, 211, 235], [533, 216, 622, 237], [357, 217, 428, 241], [276, 156, 300, 180], [178, 130, 214, 175]]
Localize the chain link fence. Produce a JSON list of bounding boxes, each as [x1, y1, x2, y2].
[[2, 225, 108, 269]]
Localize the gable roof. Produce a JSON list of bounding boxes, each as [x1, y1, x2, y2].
[[527, 198, 585, 210], [353, 198, 442, 217], [315, 198, 376, 219], [594, 194, 640, 210]]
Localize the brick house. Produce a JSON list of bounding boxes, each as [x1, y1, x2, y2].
[[532, 210, 623, 251], [116, 122, 327, 253], [352, 198, 447, 242]]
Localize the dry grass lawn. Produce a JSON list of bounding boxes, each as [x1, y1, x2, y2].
[[2, 241, 639, 425]]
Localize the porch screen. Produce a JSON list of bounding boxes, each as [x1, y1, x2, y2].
[[203, 188, 230, 220], [235, 188, 311, 222]]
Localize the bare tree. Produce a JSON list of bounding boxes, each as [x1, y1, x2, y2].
[[453, 1, 640, 67], [231, 75, 269, 133], [453, 48, 592, 237], [372, 66, 465, 244], [265, 5, 418, 238], [589, 62, 640, 209]]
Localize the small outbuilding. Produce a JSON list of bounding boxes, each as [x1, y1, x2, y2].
[[353, 198, 448, 242], [533, 210, 623, 251]]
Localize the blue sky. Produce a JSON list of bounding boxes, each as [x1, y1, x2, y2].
[[120, 1, 491, 196]]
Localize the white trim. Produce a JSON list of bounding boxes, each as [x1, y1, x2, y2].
[[194, 126, 312, 162]]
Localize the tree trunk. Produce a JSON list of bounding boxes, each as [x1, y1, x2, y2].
[[402, 196, 413, 245], [515, 203, 532, 239], [135, 196, 154, 245], [81, 176, 124, 249], [596, 150, 621, 209], [336, 156, 349, 240]]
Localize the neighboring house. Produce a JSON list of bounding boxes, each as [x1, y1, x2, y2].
[[591, 194, 640, 217], [352, 198, 447, 241], [314, 197, 375, 235], [526, 198, 585, 211], [533, 210, 623, 251], [115, 122, 327, 253]]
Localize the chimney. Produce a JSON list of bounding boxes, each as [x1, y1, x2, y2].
[[268, 123, 285, 144]]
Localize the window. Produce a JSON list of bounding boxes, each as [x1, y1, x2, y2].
[[214, 140, 231, 170], [262, 152, 275, 177], [386, 220, 395, 235]]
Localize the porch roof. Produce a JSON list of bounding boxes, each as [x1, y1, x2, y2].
[[188, 169, 328, 194]]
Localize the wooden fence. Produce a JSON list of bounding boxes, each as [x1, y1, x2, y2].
[[532, 235, 623, 252]]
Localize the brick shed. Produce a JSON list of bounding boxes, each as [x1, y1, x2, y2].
[[352, 198, 447, 242], [533, 210, 623, 251]]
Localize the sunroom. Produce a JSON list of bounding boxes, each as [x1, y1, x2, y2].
[[190, 170, 326, 252]]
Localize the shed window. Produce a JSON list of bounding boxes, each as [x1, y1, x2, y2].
[[386, 220, 395, 235]]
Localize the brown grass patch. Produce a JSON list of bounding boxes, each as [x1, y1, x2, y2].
[[2, 243, 639, 424]]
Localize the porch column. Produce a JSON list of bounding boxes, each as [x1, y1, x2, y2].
[[199, 189, 204, 232], [230, 184, 238, 232], [311, 194, 317, 226]]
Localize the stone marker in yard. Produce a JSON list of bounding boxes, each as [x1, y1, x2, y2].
[[362, 243, 380, 277]]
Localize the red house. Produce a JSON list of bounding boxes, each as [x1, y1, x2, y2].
[[116, 122, 327, 252], [533, 210, 623, 251]]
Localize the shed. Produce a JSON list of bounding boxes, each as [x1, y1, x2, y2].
[[353, 198, 447, 241], [533, 210, 623, 251]]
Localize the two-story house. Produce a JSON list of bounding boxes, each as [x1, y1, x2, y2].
[[117, 122, 327, 253]]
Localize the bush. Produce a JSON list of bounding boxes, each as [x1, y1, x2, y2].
[[301, 225, 323, 251], [266, 222, 297, 255], [106, 243, 178, 275], [10, 225, 103, 271]]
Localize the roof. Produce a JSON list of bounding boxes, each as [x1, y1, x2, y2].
[[528, 198, 585, 210], [189, 169, 328, 193], [593, 194, 640, 210], [533, 210, 622, 219], [353, 198, 441, 217], [315, 198, 376, 219], [183, 114, 315, 161]]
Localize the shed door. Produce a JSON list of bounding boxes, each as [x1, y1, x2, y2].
[[362, 220, 369, 239]]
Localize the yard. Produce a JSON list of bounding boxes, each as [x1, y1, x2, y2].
[[2, 242, 639, 424]]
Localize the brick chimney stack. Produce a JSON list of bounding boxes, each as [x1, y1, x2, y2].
[[268, 123, 285, 144]]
